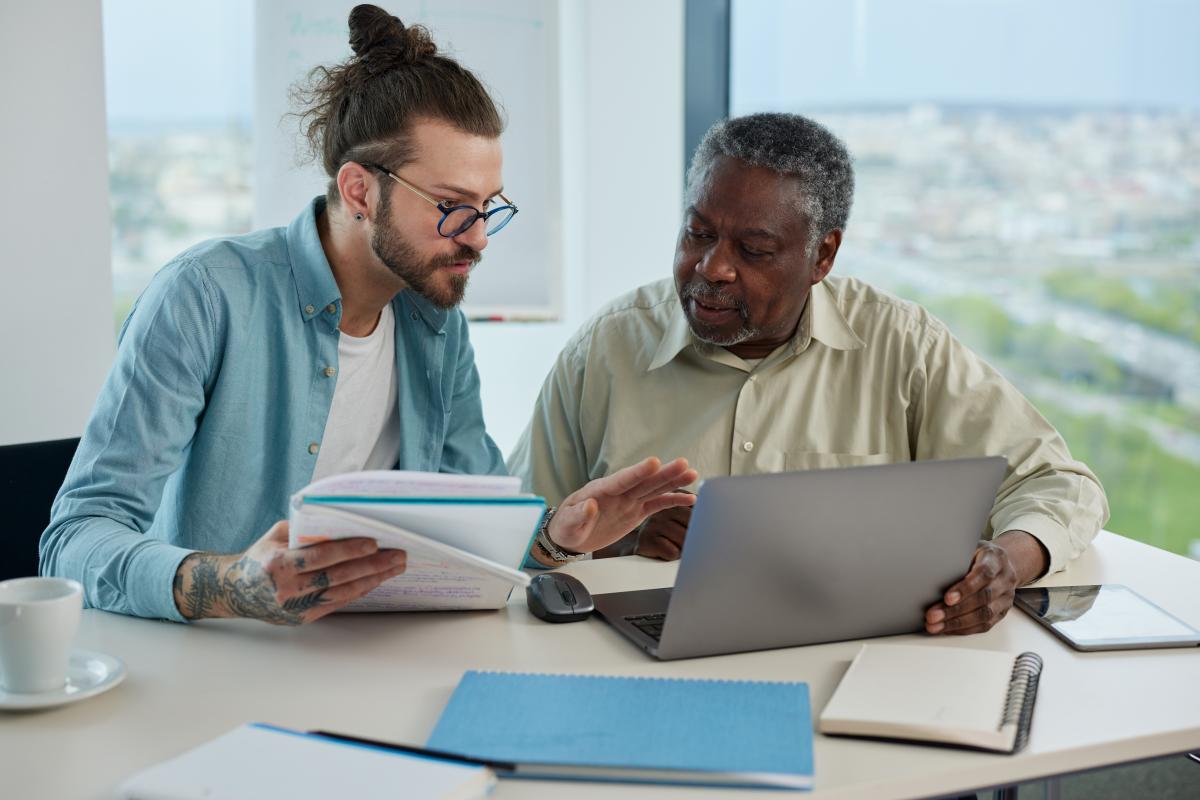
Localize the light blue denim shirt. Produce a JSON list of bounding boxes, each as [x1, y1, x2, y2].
[[41, 197, 506, 622]]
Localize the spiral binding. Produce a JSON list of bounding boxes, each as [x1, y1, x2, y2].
[[468, 670, 799, 687], [998, 651, 1043, 753]]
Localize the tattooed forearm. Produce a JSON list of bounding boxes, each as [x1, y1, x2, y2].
[[184, 555, 223, 620], [174, 553, 227, 620]]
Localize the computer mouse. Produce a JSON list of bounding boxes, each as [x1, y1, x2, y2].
[[526, 572, 594, 623]]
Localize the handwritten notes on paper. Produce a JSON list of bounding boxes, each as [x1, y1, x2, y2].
[[289, 471, 544, 612]]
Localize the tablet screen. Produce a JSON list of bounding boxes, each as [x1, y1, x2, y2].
[[1015, 584, 1200, 648]]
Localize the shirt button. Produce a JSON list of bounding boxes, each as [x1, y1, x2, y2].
[[325, 303, 336, 314], [305, 304, 315, 315], [410, 311, 419, 321], [742, 441, 755, 453], [308, 442, 320, 455], [323, 366, 337, 378]]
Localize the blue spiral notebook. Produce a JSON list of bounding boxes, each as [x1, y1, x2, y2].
[[426, 671, 814, 790]]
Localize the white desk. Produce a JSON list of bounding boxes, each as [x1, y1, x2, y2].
[[3, 531, 1198, 799]]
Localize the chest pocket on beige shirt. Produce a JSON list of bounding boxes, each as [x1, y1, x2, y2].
[[787, 451, 899, 470]]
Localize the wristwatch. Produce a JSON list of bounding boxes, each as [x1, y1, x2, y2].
[[534, 506, 586, 563]]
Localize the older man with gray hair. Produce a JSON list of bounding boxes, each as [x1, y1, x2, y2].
[[508, 112, 1108, 636]]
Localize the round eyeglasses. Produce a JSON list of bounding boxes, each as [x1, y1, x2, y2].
[[362, 163, 518, 238]]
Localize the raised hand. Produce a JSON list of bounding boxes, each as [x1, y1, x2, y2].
[[544, 457, 698, 559]]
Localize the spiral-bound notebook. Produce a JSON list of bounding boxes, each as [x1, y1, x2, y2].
[[819, 644, 1043, 753], [426, 671, 814, 790]]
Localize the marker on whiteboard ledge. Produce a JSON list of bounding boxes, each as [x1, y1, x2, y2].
[[467, 314, 559, 323]]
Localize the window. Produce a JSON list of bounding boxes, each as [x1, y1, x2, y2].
[[104, 0, 254, 332], [729, 0, 1200, 557]]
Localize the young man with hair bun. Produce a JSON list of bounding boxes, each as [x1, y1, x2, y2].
[[42, 5, 697, 625]]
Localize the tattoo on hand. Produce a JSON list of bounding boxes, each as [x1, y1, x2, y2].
[[283, 590, 329, 613], [221, 555, 314, 625], [175, 553, 331, 625]]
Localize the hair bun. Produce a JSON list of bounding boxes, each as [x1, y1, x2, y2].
[[348, 4, 437, 72]]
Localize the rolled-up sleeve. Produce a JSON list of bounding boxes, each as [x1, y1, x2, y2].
[[911, 323, 1109, 575], [40, 261, 219, 621]]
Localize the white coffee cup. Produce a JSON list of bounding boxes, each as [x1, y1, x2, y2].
[[0, 577, 83, 694]]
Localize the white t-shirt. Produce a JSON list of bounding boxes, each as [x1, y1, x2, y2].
[[312, 303, 401, 481]]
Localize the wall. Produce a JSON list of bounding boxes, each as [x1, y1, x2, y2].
[[0, 2, 115, 445], [471, 0, 685, 455], [253, 0, 565, 319], [0, 0, 684, 456]]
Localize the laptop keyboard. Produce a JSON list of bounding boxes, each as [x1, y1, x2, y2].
[[625, 612, 667, 641]]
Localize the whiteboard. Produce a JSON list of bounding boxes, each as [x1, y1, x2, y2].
[[253, 0, 561, 319]]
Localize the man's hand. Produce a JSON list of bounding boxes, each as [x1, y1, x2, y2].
[[172, 521, 407, 624], [925, 529, 1049, 635], [633, 505, 692, 561], [540, 457, 698, 562]]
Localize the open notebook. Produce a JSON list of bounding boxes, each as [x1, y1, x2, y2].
[[819, 644, 1043, 753], [289, 470, 543, 611]]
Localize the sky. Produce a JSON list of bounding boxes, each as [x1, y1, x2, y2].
[[733, 0, 1200, 113], [103, 0, 254, 127], [101, 0, 1199, 127]]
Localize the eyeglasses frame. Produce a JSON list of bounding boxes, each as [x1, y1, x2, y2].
[[360, 162, 518, 238]]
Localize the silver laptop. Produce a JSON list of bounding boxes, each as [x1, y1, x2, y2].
[[593, 456, 1007, 660]]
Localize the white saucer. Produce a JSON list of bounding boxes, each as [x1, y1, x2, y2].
[[0, 650, 126, 711]]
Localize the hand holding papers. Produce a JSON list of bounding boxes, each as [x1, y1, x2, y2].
[[289, 471, 544, 612]]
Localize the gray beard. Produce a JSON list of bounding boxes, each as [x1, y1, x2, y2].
[[679, 282, 761, 346]]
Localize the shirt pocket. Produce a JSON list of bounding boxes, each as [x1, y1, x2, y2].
[[787, 451, 897, 470]]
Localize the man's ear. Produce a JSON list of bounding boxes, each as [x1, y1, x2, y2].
[[336, 162, 375, 221], [811, 229, 843, 284]]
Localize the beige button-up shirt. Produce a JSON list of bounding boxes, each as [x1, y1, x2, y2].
[[508, 276, 1109, 574]]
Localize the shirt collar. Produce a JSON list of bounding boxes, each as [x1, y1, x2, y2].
[[647, 294, 695, 371], [286, 196, 342, 324], [397, 287, 450, 335], [286, 196, 449, 335], [800, 278, 866, 353], [647, 278, 864, 372]]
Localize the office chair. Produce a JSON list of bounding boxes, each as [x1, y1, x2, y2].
[[0, 437, 80, 581]]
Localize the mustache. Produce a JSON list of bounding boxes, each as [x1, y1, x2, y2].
[[428, 246, 481, 269], [681, 281, 748, 320]]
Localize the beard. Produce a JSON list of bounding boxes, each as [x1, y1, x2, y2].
[[677, 280, 762, 347], [370, 191, 480, 309]]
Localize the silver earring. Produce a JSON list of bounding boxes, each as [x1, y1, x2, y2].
[[354, 213, 364, 221]]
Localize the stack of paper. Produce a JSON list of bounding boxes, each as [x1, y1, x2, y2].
[[118, 723, 495, 800], [289, 470, 545, 611]]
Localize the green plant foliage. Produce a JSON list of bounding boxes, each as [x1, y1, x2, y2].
[[899, 288, 1197, 557], [1045, 269, 1200, 345], [1034, 399, 1200, 557]]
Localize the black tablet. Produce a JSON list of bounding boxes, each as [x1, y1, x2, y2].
[[1014, 584, 1200, 652]]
